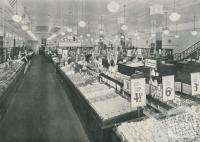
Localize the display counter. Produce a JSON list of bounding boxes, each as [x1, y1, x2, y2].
[[0, 60, 25, 120], [56, 65, 144, 142]]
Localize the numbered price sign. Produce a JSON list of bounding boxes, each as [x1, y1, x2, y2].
[[162, 75, 175, 102], [58, 48, 63, 55], [131, 78, 146, 108], [191, 72, 200, 96], [62, 50, 68, 58]]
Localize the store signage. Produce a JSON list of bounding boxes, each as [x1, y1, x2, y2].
[[145, 59, 157, 68], [150, 84, 162, 100], [127, 50, 132, 57], [150, 4, 163, 15], [58, 48, 63, 55], [191, 72, 200, 96], [162, 75, 175, 102], [59, 42, 81, 47], [62, 50, 68, 58], [131, 78, 146, 108]]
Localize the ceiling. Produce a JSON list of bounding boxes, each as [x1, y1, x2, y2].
[[3, 0, 200, 39]]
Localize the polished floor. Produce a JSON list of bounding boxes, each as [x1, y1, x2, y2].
[[0, 55, 90, 142]]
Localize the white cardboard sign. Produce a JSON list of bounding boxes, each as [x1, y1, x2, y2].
[[191, 72, 200, 96], [58, 49, 63, 55], [62, 50, 68, 58], [162, 75, 175, 102], [131, 78, 146, 108], [145, 59, 157, 68]]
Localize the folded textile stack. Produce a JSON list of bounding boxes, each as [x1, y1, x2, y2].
[[116, 118, 168, 142]]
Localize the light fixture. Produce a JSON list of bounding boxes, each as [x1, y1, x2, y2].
[[121, 24, 128, 30], [78, 20, 86, 28], [79, 0, 86, 28], [163, 12, 170, 35], [107, 1, 120, 13], [121, 5, 128, 31], [191, 16, 198, 36], [21, 25, 29, 31], [120, 35, 125, 39], [151, 33, 156, 37], [174, 24, 180, 38], [86, 33, 91, 37], [80, 35, 83, 38], [175, 34, 180, 38], [61, 32, 66, 36], [169, 0, 181, 22], [67, 27, 72, 33], [12, 0, 22, 23]]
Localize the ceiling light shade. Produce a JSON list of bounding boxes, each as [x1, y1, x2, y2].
[[21, 25, 29, 31], [78, 20, 86, 28], [175, 34, 180, 38], [137, 36, 140, 40], [191, 30, 198, 36], [80, 35, 83, 38], [107, 1, 120, 13], [67, 27, 72, 33], [163, 27, 170, 35], [121, 24, 128, 30], [12, 14, 22, 23], [169, 12, 181, 22], [61, 32, 66, 36], [86, 33, 91, 37], [120, 35, 125, 39], [99, 29, 104, 35]]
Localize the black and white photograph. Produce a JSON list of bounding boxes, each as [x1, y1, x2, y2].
[[0, 0, 200, 141]]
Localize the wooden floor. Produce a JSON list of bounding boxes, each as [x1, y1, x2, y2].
[[0, 55, 90, 142]]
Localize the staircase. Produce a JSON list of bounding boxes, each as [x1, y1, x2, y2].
[[174, 41, 200, 61]]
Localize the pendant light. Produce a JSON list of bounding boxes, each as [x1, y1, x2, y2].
[[99, 16, 104, 35], [79, 0, 86, 28], [21, 7, 29, 31], [107, 1, 120, 13], [174, 24, 180, 38], [12, 0, 22, 23], [191, 16, 198, 36], [163, 12, 170, 35], [121, 5, 128, 31], [169, 0, 181, 22]]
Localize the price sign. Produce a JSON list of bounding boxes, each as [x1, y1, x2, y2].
[[145, 59, 157, 68], [131, 78, 146, 108], [191, 72, 200, 96], [58, 48, 63, 55], [62, 50, 68, 58], [162, 75, 175, 102]]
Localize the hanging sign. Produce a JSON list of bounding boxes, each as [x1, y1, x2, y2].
[[131, 78, 146, 108], [62, 50, 68, 58], [58, 48, 63, 55], [145, 59, 157, 68], [191, 72, 200, 96], [162, 75, 175, 102]]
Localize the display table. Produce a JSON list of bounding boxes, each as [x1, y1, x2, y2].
[[56, 66, 144, 142]]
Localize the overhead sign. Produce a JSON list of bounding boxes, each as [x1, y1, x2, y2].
[[191, 72, 200, 96], [131, 78, 146, 108], [162, 75, 175, 102], [59, 42, 81, 47], [145, 59, 157, 68]]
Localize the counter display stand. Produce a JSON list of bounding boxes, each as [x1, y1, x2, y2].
[[56, 65, 144, 142]]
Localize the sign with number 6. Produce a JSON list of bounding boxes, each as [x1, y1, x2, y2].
[[162, 75, 175, 102]]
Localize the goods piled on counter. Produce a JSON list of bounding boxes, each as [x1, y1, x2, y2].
[[0, 60, 24, 97], [116, 118, 168, 142]]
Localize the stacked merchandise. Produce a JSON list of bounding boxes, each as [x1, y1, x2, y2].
[[0, 60, 24, 97], [116, 118, 168, 142], [64, 70, 135, 120]]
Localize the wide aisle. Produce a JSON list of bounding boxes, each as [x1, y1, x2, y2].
[[0, 55, 90, 142]]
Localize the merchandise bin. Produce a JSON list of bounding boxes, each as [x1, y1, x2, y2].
[[56, 66, 144, 142]]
